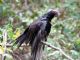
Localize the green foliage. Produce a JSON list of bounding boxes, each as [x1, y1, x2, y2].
[[0, 0, 80, 60], [74, 38, 80, 51]]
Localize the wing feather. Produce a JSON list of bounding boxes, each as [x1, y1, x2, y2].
[[31, 21, 47, 60]]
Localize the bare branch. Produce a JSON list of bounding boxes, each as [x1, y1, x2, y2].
[[41, 41, 74, 60], [0, 41, 74, 60]]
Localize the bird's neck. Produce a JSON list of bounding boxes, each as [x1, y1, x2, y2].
[[41, 14, 54, 22]]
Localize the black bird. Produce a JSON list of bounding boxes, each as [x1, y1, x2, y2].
[[13, 9, 60, 60]]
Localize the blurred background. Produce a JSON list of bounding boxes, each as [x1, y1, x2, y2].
[[0, 0, 80, 60]]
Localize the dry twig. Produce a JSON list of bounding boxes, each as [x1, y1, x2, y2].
[[41, 41, 74, 60]]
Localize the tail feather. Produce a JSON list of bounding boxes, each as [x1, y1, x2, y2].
[[13, 28, 29, 47], [13, 33, 27, 47], [31, 30, 45, 60], [31, 44, 43, 60]]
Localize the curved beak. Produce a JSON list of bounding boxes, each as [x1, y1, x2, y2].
[[52, 8, 61, 17]]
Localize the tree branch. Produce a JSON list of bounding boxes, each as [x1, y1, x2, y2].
[[41, 41, 74, 60], [0, 41, 74, 60]]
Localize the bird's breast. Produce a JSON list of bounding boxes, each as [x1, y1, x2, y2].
[[45, 22, 51, 35]]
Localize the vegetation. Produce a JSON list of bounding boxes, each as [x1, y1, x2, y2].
[[0, 0, 80, 60]]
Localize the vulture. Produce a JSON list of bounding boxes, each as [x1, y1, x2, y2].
[[13, 9, 60, 60]]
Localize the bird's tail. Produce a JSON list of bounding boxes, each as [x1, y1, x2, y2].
[[13, 28, 29, 48], [30, 30, 45, 60], [31, 43, 44, 60]]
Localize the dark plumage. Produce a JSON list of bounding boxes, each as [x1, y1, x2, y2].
[[13, 9, 60, 60]]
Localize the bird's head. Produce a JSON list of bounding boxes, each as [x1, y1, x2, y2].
[[41, 8, 61, 22], [47, 8, 60, 18]]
